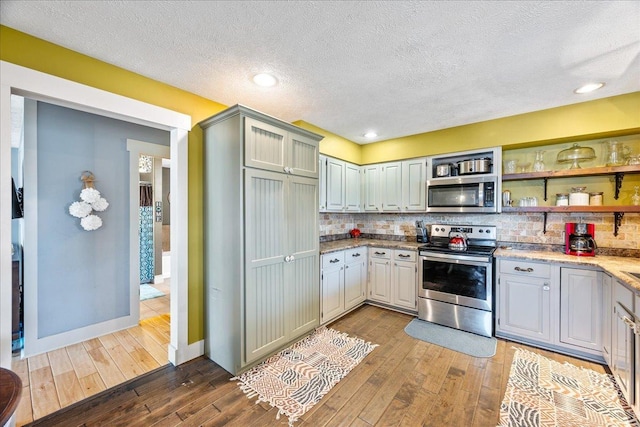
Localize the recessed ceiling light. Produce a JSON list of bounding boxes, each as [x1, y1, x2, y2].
[[574, 82, 605, 94], [364, 131, 378, 139], [253, 73, 278, 87]]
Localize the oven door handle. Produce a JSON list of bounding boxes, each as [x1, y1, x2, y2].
[[420, 253, 492, 266]]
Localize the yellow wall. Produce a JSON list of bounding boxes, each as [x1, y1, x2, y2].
[[362, 92, 640, 164], [3, 24, 639, 344]]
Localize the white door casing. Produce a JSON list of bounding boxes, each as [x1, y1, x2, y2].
[[0, 61, 193, 368]]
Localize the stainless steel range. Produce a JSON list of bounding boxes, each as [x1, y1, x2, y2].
[[418, 224, 497, 337]]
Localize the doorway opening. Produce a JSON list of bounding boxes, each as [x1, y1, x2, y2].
[[138, 152, 171, 322]]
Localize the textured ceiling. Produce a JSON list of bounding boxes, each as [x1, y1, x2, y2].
[[1, 1, 639, 144]]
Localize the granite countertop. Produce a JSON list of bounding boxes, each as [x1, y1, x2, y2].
[[495, 248, 640, 291], [320, 238, 423, 254]]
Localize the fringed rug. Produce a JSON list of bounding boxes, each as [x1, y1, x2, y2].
[[231, 326, 377, 426], [499, 347, 638, 427]]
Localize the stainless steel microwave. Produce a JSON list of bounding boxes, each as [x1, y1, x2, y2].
[[426, 175, 500, 213]]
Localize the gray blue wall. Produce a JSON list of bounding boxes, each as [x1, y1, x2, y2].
[[35, 102, 169, 338]]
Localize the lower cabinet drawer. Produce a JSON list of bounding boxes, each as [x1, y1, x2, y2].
[[344, 247, 366, 263], [322, 252, 344, 270], [394, 249, 416, 262], [369, 248, 391, 259], [499, 259, 551, 279]]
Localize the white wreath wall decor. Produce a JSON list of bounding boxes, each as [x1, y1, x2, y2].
[[69, 171, 109, 231]]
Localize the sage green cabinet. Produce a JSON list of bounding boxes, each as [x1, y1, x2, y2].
[[368, 248, 392, 303], [326, 157, 345, 211], [325, 157, 360, 212], [244, 116, 319, 177], [392, 250, 418, 311], [380, 162, 402, 212], [320, 252, 345, 324], [559, 267, 601, 353], [368, 248, 417, 312], [319, 155, 327, 212], [612, 280, 634, 405], [345, 162, 361, 211], [363, 164, 381, 212], [344, 247, 367, 310], [320, 247, 366, 324], [497, 258, 606, 362], [201, 105, 322, 375], [496, 259, 553, 343], [601, 272, 612, 366], [401, 159, 427, 211], [361, 159, 426, 213]]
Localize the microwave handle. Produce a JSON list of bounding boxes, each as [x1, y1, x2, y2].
[[478, 182, 485, 207]]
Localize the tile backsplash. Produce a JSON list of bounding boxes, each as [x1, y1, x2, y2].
[[320, 212, 640, 250]]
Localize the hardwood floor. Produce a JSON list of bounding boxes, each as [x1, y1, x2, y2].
[[22, 305, 608, 427], [11, 282, 171, 426]]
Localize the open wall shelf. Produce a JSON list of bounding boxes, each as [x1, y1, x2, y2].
[[502, 164, 640, 236], [502, 206, 640, 237]]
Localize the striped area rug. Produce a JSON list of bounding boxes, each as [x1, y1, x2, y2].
[[231, 327, 377, 426], [499, 347, 638, 427]]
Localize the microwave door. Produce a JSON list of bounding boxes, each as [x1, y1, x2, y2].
[[428, 183, 481, 207]]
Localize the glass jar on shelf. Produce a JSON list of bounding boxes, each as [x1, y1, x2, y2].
[[589, 192, 603, 206], [569, 186, 589, 206]]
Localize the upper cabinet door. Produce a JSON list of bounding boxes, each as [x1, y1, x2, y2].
[[402, 159, 426, 211], [326, 158, 345, 211], [363, 164, 380, 212], [344, 163, 361, 212], [319, 155, 327, 212], [381, 162, 402, 212], [289, 132, 319, 178], [244, 117, 288, 174], [244, 117, 319, 177]]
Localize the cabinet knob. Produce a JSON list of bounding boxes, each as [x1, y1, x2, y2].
[[329, 258, 340, 263], [398, 254, 410, 258], [345, 265, 349, 269], [514, 267, 534, 273], [285, 255, 291, 262], [374, 251, 386, 255], [543, 286, 550, 291], [352, 253, 360, 257]]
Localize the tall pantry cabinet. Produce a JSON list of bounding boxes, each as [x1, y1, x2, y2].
[[199, 105, 323, 375]]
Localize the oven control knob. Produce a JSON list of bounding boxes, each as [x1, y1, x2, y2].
[[485, 229, 491, 234], [479, 229, 483, 233]]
